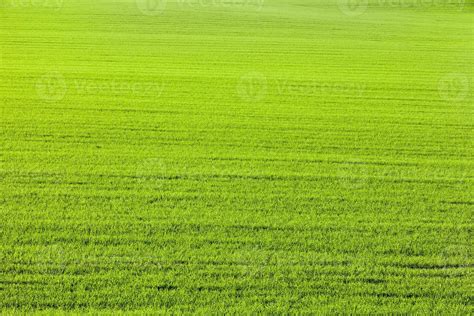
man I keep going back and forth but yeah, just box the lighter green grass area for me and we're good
[0,0,473,313]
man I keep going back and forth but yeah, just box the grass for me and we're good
[0,0,473,313]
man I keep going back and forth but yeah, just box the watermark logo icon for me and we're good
[440,244,470,271]
[136,0,167,15]
[253,0,265,11]
[377,0,466,11]
[37,244,66,275]
[136,158,168,192]
[237,72,267,102]
[336,159,370,191]
[6,0,64,11]
[337,0,369,17]
[438,73,469,102]
[455,0,466,11]
[176,0,265,11]
[36,71,67,101]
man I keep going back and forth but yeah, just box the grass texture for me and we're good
[0,0,473,313]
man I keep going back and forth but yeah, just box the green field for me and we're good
[1,0,473,313]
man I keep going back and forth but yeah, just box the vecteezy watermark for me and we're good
[136,0,167,15]
[276,79,366,98]
[36,72,165,101]
[135,158,225,193]
[3,0,64,10]
[236,243,276,280]
[237,72,268,102]
[36,71,67,101]
[79,254,163,270]
[440,242,470,271]
[136,158,169,192]
[336,159,371,191]
[177,0,264,11]
[36,244,66,275]
[36,249,163,275]
[236,73,366,102]
[73,79,165,97]
[378,0,465,11]
[337,0,369,17]
[438,73,470,103]
[338,0,465,17]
